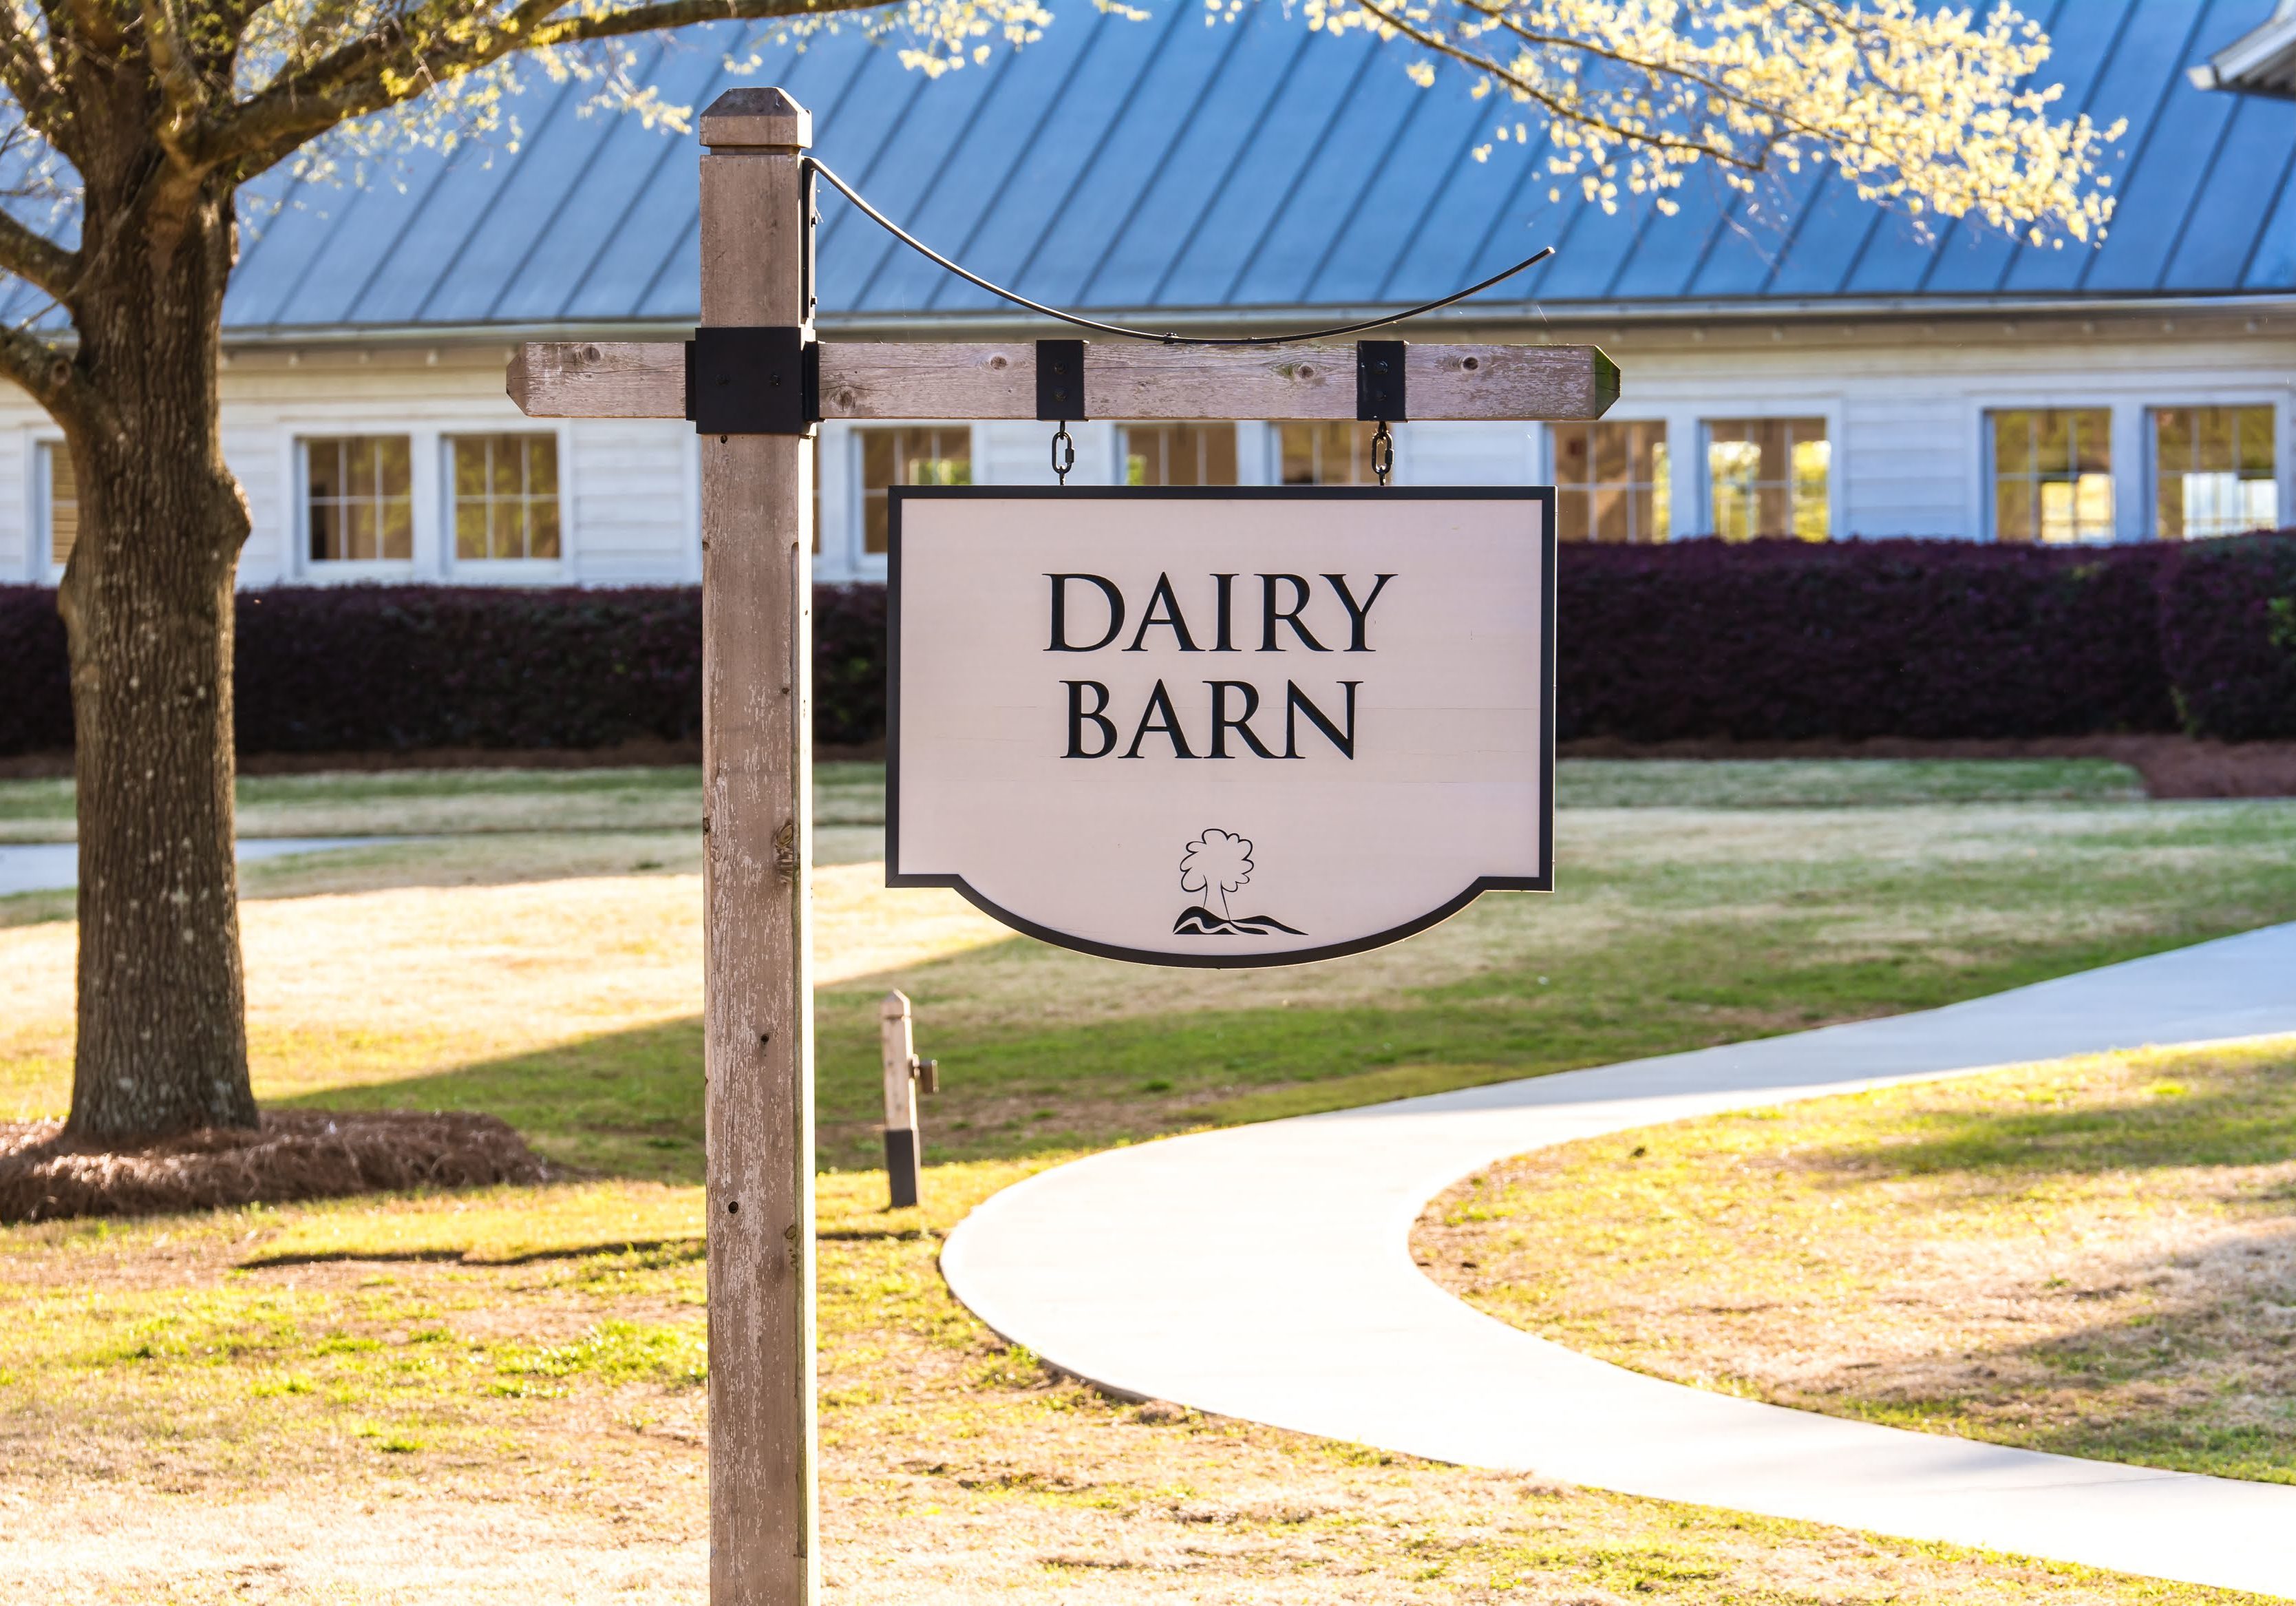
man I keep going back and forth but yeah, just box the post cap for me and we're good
[700,87,812,151]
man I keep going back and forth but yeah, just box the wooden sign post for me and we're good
[696,88,816,1605]
[507,82,1617,1603]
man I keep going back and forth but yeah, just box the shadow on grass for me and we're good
[1805,1059,2296,1179]
[1821,1214,2296,1486]
[276,922,2285,1181]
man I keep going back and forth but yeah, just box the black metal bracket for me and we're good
[1037,338,1087,421]
[1357,339,1407,421]
[685,326,820,436]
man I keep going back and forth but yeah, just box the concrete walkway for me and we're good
[0,839,384,898]
[941,924,2296,1596]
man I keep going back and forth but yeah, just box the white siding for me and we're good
[567,419,694,582]
[1,319,2291,589]
[1841,397,1964,538]
[1399,422,1538,487]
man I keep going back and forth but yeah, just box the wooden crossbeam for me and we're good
[508,339,1619,423]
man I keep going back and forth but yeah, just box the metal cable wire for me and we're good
[803,157,1555,347]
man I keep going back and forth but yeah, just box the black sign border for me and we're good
[885,484,1557,970]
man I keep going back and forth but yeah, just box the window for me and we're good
[41,441,76,569]
[2155,406,2276,540]
[1990,409,2112,543]
[449,433,560,562]
[306,436,413,562]
[1121,423,1238,487]
[1553,421,1668,542]
[1279,422,1379,485]
[1707,419,1829,540]
[860,427,970,556]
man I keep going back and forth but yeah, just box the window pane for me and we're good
[1706,420,1823,541]
[2154,408,2192,469]
[1279,422,1370,485]
[1593,485,1628,542]
[1557,489,1591,543]
[864,496,890,556]
[1993,410,2112,543]
[1651,441,1670,536]
[861,430,897,489]
[1592,423,1626,484]
[2237,406,2276,475]
[43,443,78,567]
[2034,411,2072,476]
[382,497,412,562]
[490,439,521,498]
[2151,407,2271,540]
[307,436,413,563]
[529,497,562,560]
[2071,410,2111,475]
[2196,408,2235,474]
[444,434,559,563]
[527,435,560,496]
[308,440,341,501]
[2243,479,2279,531]
[454,441,488,498]
[1555,421,1667,542]
[1997,479,2034,543]
[456,500,489,560]
[2075,474,2112,539]
[1553,425,1591,485]
[1791,438,1831,540]
[1198,423,1237,486]
[348,501,376,560]
[1116,424,1239,488]
[1995,413,2032,476]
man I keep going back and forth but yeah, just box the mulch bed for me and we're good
[0,1111,552,1224]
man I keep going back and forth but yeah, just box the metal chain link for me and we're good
[1051,423,1075,485]
[1371,421,1394,487]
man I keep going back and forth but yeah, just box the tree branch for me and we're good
[1348,0,1752,169]
[0,207,81,302]
[0,3,67,127]
[202,0,854,176]
[0,316,97,432]
[142,0,214,136]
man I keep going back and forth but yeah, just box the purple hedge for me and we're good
[0,583,886,756]
[1553,538,2179,742]
[0,584,71,753]
[2158,533,2296,742]
[1,540,2288,757]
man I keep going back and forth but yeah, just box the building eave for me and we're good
[211,289,2296,352]
[2190,0,2296,98]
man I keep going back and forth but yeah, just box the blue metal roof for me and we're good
[200,0,2296,332]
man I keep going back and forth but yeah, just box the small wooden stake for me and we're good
[880,990,922,1209]
[697,86,816,1606]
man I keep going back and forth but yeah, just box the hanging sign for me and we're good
[887,486,1554,968]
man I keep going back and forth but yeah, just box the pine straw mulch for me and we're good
[0,1111,551,1223]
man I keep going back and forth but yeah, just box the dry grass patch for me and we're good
[1416,1035,2296,1485]
[0,1169,2266,1605]
[0,865,1006,1121]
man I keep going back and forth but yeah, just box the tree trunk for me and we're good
[59,170,257,1143]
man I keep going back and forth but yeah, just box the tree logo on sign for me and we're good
[1174,830,1304,938]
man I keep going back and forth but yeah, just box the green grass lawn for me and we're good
[6,757,2292,1178]
[5,757,2293,1600]
[1417,1035,2296,1486]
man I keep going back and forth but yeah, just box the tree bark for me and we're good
[58,168,257,1143]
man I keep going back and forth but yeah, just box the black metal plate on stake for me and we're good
[686,326,820,435]
[1036,339,1087,421]
[1357,339,1407,421]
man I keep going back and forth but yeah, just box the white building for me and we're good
[8,1,2295,588]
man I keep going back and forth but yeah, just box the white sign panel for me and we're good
[888,487,1554,967]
